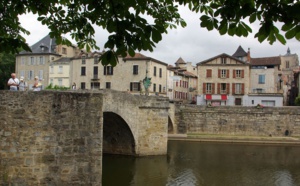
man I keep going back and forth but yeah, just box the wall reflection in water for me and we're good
[103,141,300,186]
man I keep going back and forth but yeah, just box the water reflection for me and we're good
[103,141,300,186]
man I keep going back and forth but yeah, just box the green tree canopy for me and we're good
[0,52,15,90]
[1,0,299,66]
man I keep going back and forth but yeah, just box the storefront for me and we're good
[204,94,228,106]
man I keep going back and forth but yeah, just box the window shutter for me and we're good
[241,70,244,78]
[203,83,206,94]
[242,83,245,94]
[138,82,141,91]
[212,83,215,94]
[218,69,221,78]
[206,69,212,78]
[111,66,114,75]
[104,66,107,75]
[226,70,229,78]
[217,83,220,94]
[130,82,133,91]
[226,83,230,94]
[233,70,236,78]
[232,83,235,94]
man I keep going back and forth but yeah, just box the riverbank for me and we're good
[168,133,300,146]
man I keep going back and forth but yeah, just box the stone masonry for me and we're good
[0,90,169,185]
[175,104,300,137]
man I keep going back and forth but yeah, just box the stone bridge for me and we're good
[0,90,169,185]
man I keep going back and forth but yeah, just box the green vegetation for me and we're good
[0,52,15,90]
[45,83,70,90]
[295,95,300,106]
[1,0,299,66]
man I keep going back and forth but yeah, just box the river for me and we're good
[102,141,300,186]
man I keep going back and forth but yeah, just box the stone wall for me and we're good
[175,105,300,137]
[102,90,169,156]
[0,90,103,185]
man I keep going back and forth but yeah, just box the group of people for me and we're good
[7,73,41,91]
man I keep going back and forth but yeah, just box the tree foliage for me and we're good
[1,0,299,66]
[0,52,15,90]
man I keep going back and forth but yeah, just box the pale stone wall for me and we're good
[102,90,169,156]
[174,105,300,137]
[49,61,71,87]
[0,91,103,185]
[250,68,279,93]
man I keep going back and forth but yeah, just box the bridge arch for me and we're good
[103,112,136,155]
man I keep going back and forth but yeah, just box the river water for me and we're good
[103,141,300,186]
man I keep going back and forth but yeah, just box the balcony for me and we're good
[91,75,100,81]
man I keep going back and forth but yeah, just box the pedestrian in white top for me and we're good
[18,76,27,91]
[33,76,41,91]
[7,73,19,91]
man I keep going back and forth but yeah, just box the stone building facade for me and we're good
[196,53,250,106]
[15,35,81,89]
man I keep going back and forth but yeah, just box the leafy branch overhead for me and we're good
[1,0,299,66]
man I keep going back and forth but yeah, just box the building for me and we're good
[167,57,197,103]
[196,52,250,106]
[248,56,283,107]
[71,52,168,95]
[15,35,81,89]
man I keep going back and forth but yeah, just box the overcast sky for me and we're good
[19,6,299,66]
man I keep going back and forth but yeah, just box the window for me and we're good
[93,66,98,79]
[21,57,25,65]
[28,70,34,80]
[286,61,290,68]
[30,57,35,65]
[58,66,63,73]
[133,65,139,75]
[81,82,86,89]
[94,56,99,64]
[159,68,162,77]
[221,57,226,64]
[130,82,140,91]
[20,70,25,78]
[82,56,86,64]
[206,83,212,94]
[221,69,227,78]
[81,67,86,76]
[62,47,67,54]
[235,83,242,94]
[91,82,100,89]
[154,66,157,76]
[259,75,265,84]
[58,78,62,86]
[39,56,44,65]
[106,82,111,89]
[153,83,156,92]
[159,84,162,92]
[206,69,212,78]
[236,70,241,78]
[38,70,43,80]
[50,66,54,74]
[50,78,53,85]
[104,66,113,75]
[221,83,227,94]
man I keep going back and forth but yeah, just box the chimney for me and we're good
[247,48,251,63]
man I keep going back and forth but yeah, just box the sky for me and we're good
[19,6,299,66]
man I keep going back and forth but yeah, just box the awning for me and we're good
[205,94,227,100]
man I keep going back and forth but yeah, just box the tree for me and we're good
[1,0,299,66]
[0,53,15,90]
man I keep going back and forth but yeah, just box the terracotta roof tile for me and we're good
[250,56,281,66]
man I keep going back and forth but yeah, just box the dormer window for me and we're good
[62,47,67,54]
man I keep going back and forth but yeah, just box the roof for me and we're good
[123,52,168,66]
[232,45,247,57]
[19,35,58,55]
[250,56,281,66]
[175,57,186,64]
[197,53,248,66]
[53,57,72,63]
